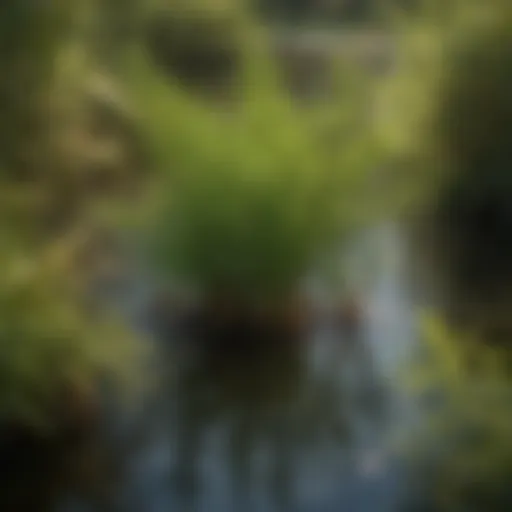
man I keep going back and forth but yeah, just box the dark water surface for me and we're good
[4,224,422,512]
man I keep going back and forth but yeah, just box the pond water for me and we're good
[4,222,425,512]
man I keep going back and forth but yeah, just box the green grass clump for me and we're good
[127,37,378,306]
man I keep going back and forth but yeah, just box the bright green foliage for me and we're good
[378,1,512,314]
[376,4,450,210]
[399,314,512,510]
[377,0,512,211]
[0,246,140,429]
[127,37,378,303]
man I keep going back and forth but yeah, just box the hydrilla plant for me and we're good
[127,23,380,308]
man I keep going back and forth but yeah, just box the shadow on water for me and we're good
[111,280,401,512]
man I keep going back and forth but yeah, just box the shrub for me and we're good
[127,39,379,309]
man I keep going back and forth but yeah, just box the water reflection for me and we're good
[106,224,403,512]
[0,224,409,512]
[142,313,389,512]
[0,312,397,512]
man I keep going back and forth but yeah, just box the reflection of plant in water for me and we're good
[171,335,384,510]
[399,314,512,511]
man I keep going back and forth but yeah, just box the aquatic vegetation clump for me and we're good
[129,37,378,312]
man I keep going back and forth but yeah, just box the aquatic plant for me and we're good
[128,29,379,312]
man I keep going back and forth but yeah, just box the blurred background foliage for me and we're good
[399,315,512,511]
[378,0,512,342]
[0,4,511,511]
[0,0,147,429]
[383,3,512,509]
[257,0,420,25]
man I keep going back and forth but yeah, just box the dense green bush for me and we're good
[128,40,378,307]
